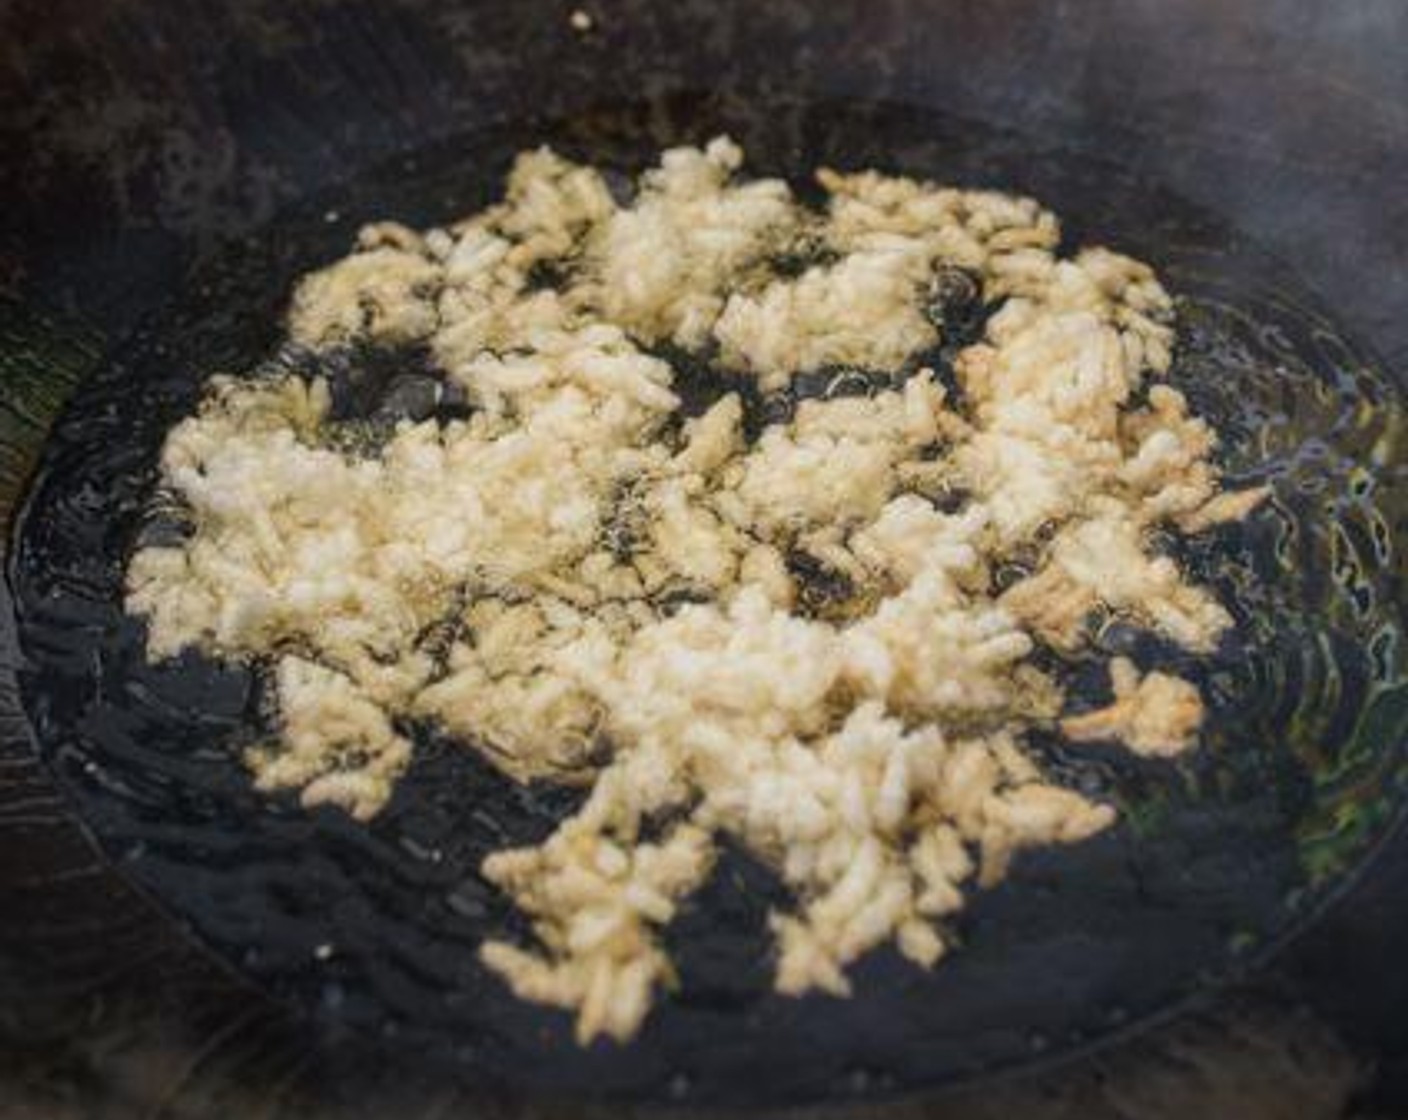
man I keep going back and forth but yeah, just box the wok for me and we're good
[2,2,1406,1116]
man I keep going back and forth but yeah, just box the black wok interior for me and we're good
[2,3,1407,1117]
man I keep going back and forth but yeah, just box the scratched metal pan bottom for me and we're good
[9,93,1407,1106]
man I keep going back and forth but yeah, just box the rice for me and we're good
[125,137,1265,1043]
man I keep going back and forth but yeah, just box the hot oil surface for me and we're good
[9,94,1407,1103]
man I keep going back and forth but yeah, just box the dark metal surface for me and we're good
[3,1,1408,1116]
